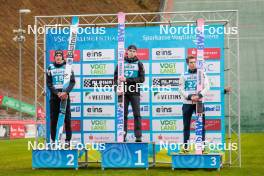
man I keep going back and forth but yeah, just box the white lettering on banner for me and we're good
[83,92,114,103]
[83,49,115,61]
[128,105,150,117]
[84,133,115,143]
[126,133,150,142]
[70,105,81,117]
[83,63,114,75]
[83,120,115,131]
[152,119,183,131]
[204,62,220,73]
[152,48,185,60]
[73,77,80,89]
[152,62,184,74]
[72,64,81,75]
[83,105,115,117]
[153,133,182,143]
[152,105,182,117]
[204,104,221,116]
[208,75,220,88]
[190,133,222,144]
[204,90,221,102]
[152,92,182,103]
[70,92,81,103]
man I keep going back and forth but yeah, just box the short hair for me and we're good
[186,55,197,63]
[127,45,137,51]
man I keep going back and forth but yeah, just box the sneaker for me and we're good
[179,144,189,154]
[135,138,142,142]
[65,140,71,149]
[179,148,189,154]
[202,147,210,154]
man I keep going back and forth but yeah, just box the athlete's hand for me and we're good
[119,76,126,82]
[59,92,68,100]
[191,95,200,102]
[117,86,124,96]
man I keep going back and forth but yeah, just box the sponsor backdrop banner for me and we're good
[45,25,224,160]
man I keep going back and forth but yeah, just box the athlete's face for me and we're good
[55,54,64,64]
[127,49,137,58]
[188,58,197,70]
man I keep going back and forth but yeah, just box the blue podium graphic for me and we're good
[32,149,78,169]
[101,143,149,169]
[171,154,222,170]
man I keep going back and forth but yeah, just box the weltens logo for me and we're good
[83,92,114,103]
[153,92,182,103]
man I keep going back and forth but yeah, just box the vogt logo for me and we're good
[152,62,184,74]
[83,63,114,75]
[152,105,182,117]
[83,49,115,61]
[152,48,185,60]
[83,92,114,103]
[204,104,221,116]
[208,75,220,88]
[83,105,115,117]
[153,120,183,131]
[83,120,115,131]
[70,106,81,117]
[83,78,114,88]
[152,77,179,87]
[152,92,182,103]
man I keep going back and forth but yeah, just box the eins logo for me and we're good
[155,50,172,56]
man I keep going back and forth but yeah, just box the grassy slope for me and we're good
[0,133,263,176]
